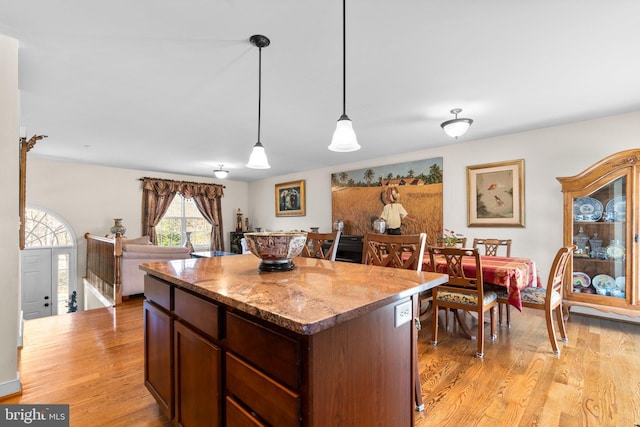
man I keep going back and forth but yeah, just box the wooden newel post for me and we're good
[19,134,47,250]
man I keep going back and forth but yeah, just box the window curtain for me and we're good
[141,177,225,250]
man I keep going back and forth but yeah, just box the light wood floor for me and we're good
[3,297,639,426]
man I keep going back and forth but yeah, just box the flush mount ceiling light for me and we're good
[246,34,271,169]
[328,0,360,152]
[213,164,229,179]
[441,108,474,139]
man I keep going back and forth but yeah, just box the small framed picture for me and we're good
[275,180,306,217]
[467,159,525,227]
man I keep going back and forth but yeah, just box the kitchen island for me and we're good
[141,254,447,426]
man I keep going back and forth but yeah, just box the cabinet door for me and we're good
[569,174,629,303]
[174,321,222,427]
[143,301,173,420]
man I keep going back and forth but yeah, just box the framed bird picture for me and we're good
[467,159,525,227]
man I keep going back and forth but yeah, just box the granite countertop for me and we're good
[140,254,448,335]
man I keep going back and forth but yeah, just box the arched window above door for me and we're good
[24,206,74,248]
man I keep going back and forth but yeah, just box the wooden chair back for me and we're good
[302,231,341,261]
[427,246,483,292]
[361,232,426,271]
[472,238,512,257]
[543,245,574,307]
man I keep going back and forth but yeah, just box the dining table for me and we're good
[421,253,541,339]
[422,254,541,310]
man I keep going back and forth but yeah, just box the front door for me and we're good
[21,248,53,319]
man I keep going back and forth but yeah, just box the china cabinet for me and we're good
[557,149,639,318]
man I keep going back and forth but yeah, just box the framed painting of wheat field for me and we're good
[275,179,306,217]
[467,159,525,227]
[331,157,443,242]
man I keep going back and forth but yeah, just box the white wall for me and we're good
[27,159,248,310]
[247,111,640,282]
[0,34,21,397]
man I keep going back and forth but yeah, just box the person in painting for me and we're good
[379,187,416,235]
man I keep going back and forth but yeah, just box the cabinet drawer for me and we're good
[226,353,300,427]
[144,275,172,311]
[226,396,266,427]
[225,311,300,389]
[174,288,220,340]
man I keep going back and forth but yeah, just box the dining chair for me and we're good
[472,238,512,256]
[427,246,498,358]
[361,232,427,411]
[496,245,574,354]
[472,238,512,325]
[301,231,341,261]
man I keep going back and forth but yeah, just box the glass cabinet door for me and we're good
[571,175,627,299]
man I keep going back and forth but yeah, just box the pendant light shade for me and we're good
[246,142,270,169]
[213,164,229,179]
[246,34,271,169]
[329,114,360,152]
[328,0,360,152]
[441,108,473,139]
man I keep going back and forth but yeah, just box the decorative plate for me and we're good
[572,271,591,288]
[605,244,625,260]
[615,276,625,290]
[592,274,616,290]
[605,196,626,220]
[573,197,603,221]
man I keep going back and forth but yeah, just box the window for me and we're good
[25,208,73,247]
[156,193,212,249]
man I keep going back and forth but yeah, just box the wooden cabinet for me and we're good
[557,149,639,318]
[174,321,222,426]
[143,301,173,419]
[144,273,415,426]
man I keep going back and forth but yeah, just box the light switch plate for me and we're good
[394,300,412,328]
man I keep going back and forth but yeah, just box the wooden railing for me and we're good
[84,233,123,305]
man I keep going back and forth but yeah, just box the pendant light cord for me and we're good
[342,0,346,116]
[258,46,262,143]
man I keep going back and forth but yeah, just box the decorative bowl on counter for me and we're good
[244,231,308,272]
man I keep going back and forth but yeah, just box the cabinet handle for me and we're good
[635,233,639,243]
[44,303,50,307]
[44,296,50,300]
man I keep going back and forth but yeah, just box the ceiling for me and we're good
[3,1,640,182]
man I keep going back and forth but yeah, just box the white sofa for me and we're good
[120,243,191,296]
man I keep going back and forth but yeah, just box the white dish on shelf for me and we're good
[605,244,625,260]
[592,274,616,290]
[610,288,624,298]
[573,197,603,222]
[572,272,590,288]
[615,276,625,290]
[605,196,626,220]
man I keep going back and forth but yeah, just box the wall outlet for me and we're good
[394,300,412,328]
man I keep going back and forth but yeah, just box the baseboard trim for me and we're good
[0,374,22,399]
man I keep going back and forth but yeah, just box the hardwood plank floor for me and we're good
[3,297,639,426]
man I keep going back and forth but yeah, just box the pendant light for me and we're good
[328,0,360,152]
[213,164,229,179]
[441,108,473,139]
[246,34,271,169]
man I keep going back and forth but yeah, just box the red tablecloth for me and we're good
[422,255,541,311]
